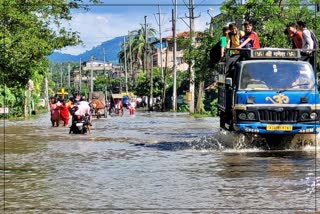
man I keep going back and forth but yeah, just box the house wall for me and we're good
[152,43,189,71]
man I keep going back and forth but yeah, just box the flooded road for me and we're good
[1,111,320,213]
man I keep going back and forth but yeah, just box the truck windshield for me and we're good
[239,61,315,90]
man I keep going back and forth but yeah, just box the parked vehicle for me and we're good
[217,48,320,146]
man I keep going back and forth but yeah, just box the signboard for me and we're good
[251,49,300,59]
[0,107,9,114]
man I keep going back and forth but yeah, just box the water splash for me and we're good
[139,130,320,152]
[139,130,265,152]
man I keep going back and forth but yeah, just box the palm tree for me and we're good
[118,24,156,87]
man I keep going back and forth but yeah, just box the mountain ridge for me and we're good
[48,36,123,64]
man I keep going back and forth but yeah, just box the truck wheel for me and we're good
[228,122,234,131]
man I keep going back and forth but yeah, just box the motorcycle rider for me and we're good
[74,100,92,126]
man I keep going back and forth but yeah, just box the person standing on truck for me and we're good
[297,20,316,67]
[297,21,314,51]
[220,26,230,58]
[286,23,303,49]
[238,21,260,49]
[226,23,245,55]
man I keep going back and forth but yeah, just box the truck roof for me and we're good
[240,48,301,60]
[239,59,311,65]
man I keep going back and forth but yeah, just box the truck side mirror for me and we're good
[226,77,232,86]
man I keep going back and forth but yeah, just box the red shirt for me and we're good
[292,31,303,49]
[248,31,260,48]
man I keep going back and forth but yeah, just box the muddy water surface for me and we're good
[1,111,320,213]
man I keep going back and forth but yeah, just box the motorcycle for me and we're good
[69,106,90,134]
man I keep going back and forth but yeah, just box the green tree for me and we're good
[220,0,319,48]
[119,25,157,73]
[0,0,101,117]
[183,0,320,115]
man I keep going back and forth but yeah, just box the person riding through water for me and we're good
[74,100,92,126]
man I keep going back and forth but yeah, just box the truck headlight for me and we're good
[238,113,247,120]
[247,112,255,120]
[310,112,318,120]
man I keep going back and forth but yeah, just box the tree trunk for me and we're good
[196,81,204,113]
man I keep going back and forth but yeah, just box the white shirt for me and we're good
[75,101,91,116]
[302,28,314,50]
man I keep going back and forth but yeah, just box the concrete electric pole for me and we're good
[154,5,166,110]
[90,56,94,93]
[124,36,128,95]
[172,0,177,111]
[188,0,196,113]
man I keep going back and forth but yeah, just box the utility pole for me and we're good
[178,0,199,113]
[172,0,177,111]
[90,56,94,93]
[79,58,82,93]
[128,31,133,86]
[144,15,152,109]
[68,63,70,88]
[154,5,165,110]
[103,48,108,100]
[144,16,148,73]
[60,63,63,89]
[188,0,195,114]
[124,36,128,95]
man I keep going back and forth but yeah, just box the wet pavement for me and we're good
[1,111,320,213]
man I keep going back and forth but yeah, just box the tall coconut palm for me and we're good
[119,24,156,86]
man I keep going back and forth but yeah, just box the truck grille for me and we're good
[258,110,299,122]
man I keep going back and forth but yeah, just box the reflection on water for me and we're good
[1,112,320,213]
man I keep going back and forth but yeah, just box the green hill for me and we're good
[48,36,123,63]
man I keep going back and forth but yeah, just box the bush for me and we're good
[210,98,218,117]
[177,103,189,112]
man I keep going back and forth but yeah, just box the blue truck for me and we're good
[217,48,319,144]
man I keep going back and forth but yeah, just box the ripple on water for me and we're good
[3,112,320,212]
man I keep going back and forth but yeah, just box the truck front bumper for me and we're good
[234,122,320,134]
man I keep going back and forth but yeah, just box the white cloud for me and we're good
[58,4,214,55]
[59,13,141,55]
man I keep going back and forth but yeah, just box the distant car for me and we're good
[38,99,46,108]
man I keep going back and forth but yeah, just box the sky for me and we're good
[58,0,226,55]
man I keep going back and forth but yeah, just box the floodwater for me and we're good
[1,111,320,213]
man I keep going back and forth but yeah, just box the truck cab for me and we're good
[218,48,320,135]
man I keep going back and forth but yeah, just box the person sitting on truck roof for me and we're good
[237,21,260,49]
[220,26,230,58]
[286,23,303,49]
[227,23,245,55]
